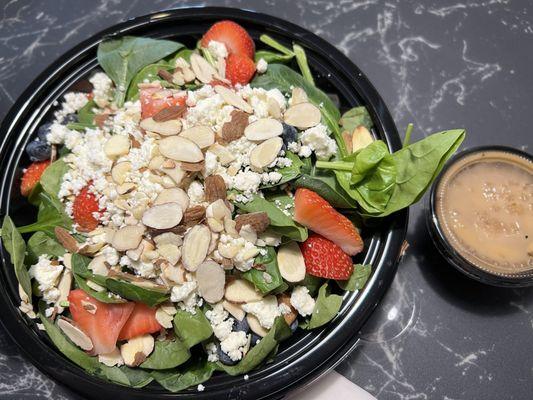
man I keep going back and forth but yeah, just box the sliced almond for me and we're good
[78,241,105,256]
[153,232,182,247]
[88,255,109,277]
[214,85,253,113]
[278,293,297,325]
[81,300,97,315]
[98,347,124,367]
[120,334,154,367]
[111,225,145,251]
[352,125,374,152]
[283,102,321,129]
[204,174,227,203]
[206,199,231,221]
[57,318,93,351]
[225,279,263,303]
[235,212,269,233]
[342,131,353,154]
[161,263,187,284]
[277,242,306,282]
[149,155,165,170]
[181,225,211,271]
[249,137,283,170]
[196,260,225,303]
[116,182,135,195]
[190,53,217,84]
[155,307,174,328]
[244,118,283,141]
[181,161,205,172]
[208,143,236,165]
[221,110,248,142]
[222,300,245,321]
[157,243,181,265]
[86,280,106,292]
[159,136,204,162]
[108,270,169,292]
[267,97,282,119]
[154,188,189,209]
[160,164,186,186]
[142,202,183,230]
[152,104,187,122]
[183,205,206,225]
[104,135,130,158]
[291,87,308,105]
[111,161,132,185]
[179,125,215,149]
[56,270,72,314]
[54,227,79,253]
[140,117,182,136]
[247,314,269,337]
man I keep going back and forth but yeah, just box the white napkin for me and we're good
[286,371,377,400]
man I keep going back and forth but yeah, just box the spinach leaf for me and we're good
[76,100,96,125]
[243,247,284,294]
[265,152,304,188]
[347,140,390,184]
[26,232,64,265]
[72,273,125,304]
[217,317,291,375]
[302,283,343,330]
[18,192,72,235]
[126,61,172,101]
[1,216,32,300]
[105,278,169,307]
[97,36,183,107]
[294,172,356,209]
[141,339,190,370]
[39,312,151,387]
[71,253,106,284]
[66,122,96,131]
[254,50,293,63]
[293,44,314,85]
[151,359,217,393]
[39,159,69,197]
[339,106,373,131]
[251,64,345,156]
[337,264,372,291]
[259,34,294,57]
[173,308,213,349]
[171,48,194,64]
[299,274,323,297]
[235,195,307,242]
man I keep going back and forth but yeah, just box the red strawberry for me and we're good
[68,289,135,355]
[201,20,255,59]
[118,302,162,341]
[72,185,102,232]
[225,53,256,86]
[294,188,364,255]
[20,160,50,196]
[300,234,354,280]
[140,88,186,119]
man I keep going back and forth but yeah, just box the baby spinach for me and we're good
[339,106,373,132]
[255,50,293,63]
[259,34,294,57]
[299,274,324,297]
[293,44,314,85]
[141,339,191,370]
[105,278,169,307]
[97,36,183,107]
[18,192,72,235]
[1,216,32,300]
[337,264,372,291]
[126,61,172,101]
[76,100,96,125]
[39,159,69,198]
[26,231,64,265]
[71,253,106,285]
[235,195,307,242]
[173,308,213,349]
[251,64,345,156]
[72,274,125,304]
[294,172,356,209]
[302,283,343,330]
[151,358,217,393]
[66,122,96,131]
[243,247,284,294]
[264,151,304,188]
[217,317,291,375]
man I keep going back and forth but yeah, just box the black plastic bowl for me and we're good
[0,7,407,399]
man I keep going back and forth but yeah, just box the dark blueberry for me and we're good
[26,140,51,162]
[290,319,298,333]
[233,317,250,333]
[250,333,262,347]
[63,113,78,123]
[216,342,238,366]
[281,123,298,148]
[36,122,52,142]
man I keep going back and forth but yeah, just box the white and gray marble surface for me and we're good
[0,1,532,399]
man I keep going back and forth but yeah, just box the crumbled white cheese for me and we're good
[171,281,198,302]
[120,255,156,278]
[256,58,268,74]
[54,92,89,122]
[89,72,113,108]
[207,40,228,59]
[197,384,205,392]
[29,256,64,304]
[206,342,219,362]
[242,296,281,329]
[102,246,119,266]
[203,151,218,177]
[290,286,315,317]
[187,181,205,205]
[299,124,337,160]
[221,331,249,361]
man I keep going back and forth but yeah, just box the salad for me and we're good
[1,20,465,392]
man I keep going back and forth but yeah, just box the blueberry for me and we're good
[250,333,262,347]
[233,317,250,333]
[26,139,51,162]
[63,113,78,123]
[281,123,298,148]
[216,342,238,366]
[290,319,298,333]
[36,123,52,142]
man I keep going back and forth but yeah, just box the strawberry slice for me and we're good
[72,185,102,233]
[118,302,162,341]
[20,160,50,196]
[201,20,255,59]
[300,234,354,280]
[140,88,186,119]
[294,188,364,256]
[225,53,256,86]
[68,289,135,355]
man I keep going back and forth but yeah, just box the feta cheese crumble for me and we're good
[290,286,315,317]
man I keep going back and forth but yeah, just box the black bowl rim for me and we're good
[0,7,408,399]
[427,145,533,288]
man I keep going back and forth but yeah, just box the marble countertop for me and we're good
[0,1,531,399]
